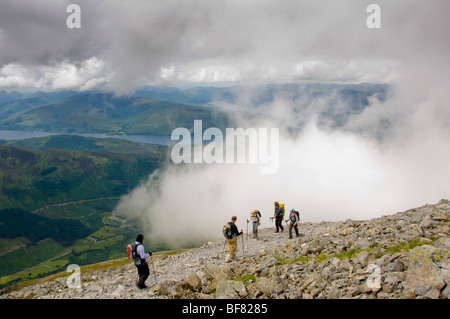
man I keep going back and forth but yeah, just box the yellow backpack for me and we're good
[250,210,261,218]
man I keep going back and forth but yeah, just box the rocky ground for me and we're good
[2,199,450,299]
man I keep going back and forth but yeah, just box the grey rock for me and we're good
[256,256,279,273]
[151,283,169,296]
[182,273,203,292]
[442,285,450,299]
[215,279,247,299]
[385,259,405,272]
[421,287,441,299]
[414,285,432,296]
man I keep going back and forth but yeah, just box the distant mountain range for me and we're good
[0,83,389,136]
[0,92,231,135]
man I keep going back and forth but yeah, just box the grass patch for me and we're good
[275,255,311,265]
[335,248,364,260]
[379,238,432,258]
[234,274,256,282]
[315,253,330,263]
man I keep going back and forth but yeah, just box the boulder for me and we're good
[255,277,278,297]
[182,273,203,292]
[406,245,446,292]
[215,279,246,299]
[151,283,169,296]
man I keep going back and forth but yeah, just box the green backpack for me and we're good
[222,222,232,239]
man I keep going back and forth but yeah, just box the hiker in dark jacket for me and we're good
[225,216,243,262]
[274,201,284,233]
[134,234,152,289]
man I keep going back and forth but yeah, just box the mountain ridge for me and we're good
[0,83,388,137]
[2,199,449,299]
[0,92,231,135]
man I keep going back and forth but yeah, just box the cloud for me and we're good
[4,0,449,91]
[0,57,108,91]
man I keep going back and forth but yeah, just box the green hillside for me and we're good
[0,144,165,212]
[0,92,231,135]
[0,208,91,247]
[0,134,167,155]
[0,142,169,287]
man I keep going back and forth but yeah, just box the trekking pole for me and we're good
[149,255,157,284]
[246,219,249,242]
[242,235,245,255]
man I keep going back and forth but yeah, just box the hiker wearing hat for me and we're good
[287,209,300,239]
[223,216,243,263]
[273,202,284,233]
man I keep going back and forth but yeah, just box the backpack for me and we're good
[250,210,261,219]
[289,211,300,223]
[280,203,285,217]
[126,242,141,262]
[222,222,232,239]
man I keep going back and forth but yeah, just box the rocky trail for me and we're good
[2,199,450,299]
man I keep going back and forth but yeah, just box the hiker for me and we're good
[273,201,284,233]
[133,234,153,289]
[223,216,243,263]
[248,210,261,239]
[287,208,300,239]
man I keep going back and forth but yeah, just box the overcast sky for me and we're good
[0,0,448,93]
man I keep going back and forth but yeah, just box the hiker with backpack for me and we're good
[130,234,153,289]
[273,201,284,233]
[286,209,300,239]
[248,210,262,239]
[223,216,243,263]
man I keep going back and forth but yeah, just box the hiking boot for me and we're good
[136,282,147,289]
